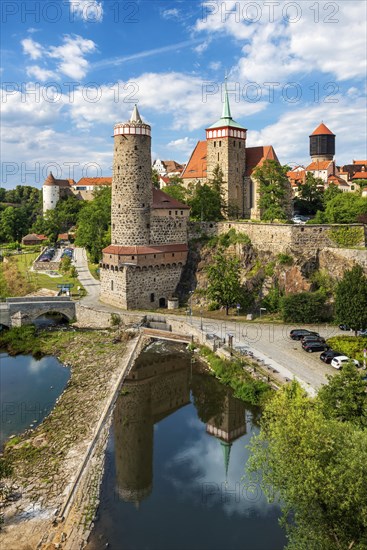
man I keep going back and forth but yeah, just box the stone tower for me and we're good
[111,105,152,246]
[309,122,335,162]
[206,82,247,217]
[42,172,60,214]
[100,105,189,310]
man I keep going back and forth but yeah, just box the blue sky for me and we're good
[1,0,366,188]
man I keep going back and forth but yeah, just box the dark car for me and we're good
[290,329,319,340]
[339,324,351,331]
[301,335,326,344]
[320,350,344,364]
[302,341,329,353]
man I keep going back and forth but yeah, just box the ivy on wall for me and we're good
[327,226,364,248]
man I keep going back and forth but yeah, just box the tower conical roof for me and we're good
[208,79,245,130]
[44,172,56,186]
[310,122,335,136]
[220,441,232,481]
[130,104,142,123]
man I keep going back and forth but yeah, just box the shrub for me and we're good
[262,287,283,313]
[110,313,121,326]
[217,228,251,248]
[326,336,367,363]
[265,261,276,277]
[328,226,364,248]
[277,253,294,265]
[281,292,329,323]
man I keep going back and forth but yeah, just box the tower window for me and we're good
[137,185,139,189]
[219,141,222,147]
[218,153,219,161]
[111,280,114,291]
[154,254,156,258]
[181,210,183,215]
[150,293,155,302]
[135,146,138,150]
[175,210,178,215]
[172,253,175,257]
[147,223,150,228]
[233,141,236,147]
[214,141,216,147]
[142,203,145,207]
[169,210,172,215]
[118,204,120,208]
[131,256,135,260]
[112,223,115,229]
[239,142,241,148]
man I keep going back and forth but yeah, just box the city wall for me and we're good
[188,221,366,254]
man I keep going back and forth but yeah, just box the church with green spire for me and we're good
[181,82,282,219]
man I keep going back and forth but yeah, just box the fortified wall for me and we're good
[189,222,366,255]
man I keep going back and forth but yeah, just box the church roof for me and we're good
[310,122,335,136]
[245,146,279,176]
[181,141,207,179]
[182,143,279,179]
[152,187,189,209]
[207,81,246,130]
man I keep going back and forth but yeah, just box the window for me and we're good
[169,210,172,215]
[214,141,216,147]
[112,223,115,229]
[111,280,114,291]
[142,203,145,207]
[233,141,236,147]
[135,146,137,150]
[147,223,150,228]
[239,142,241,148]
[219,141,222,147]
[118,204,120,208]
[218,153,220,161]
[132,256,135,260]
[175,210,177,215]
[180,210,183,215]
[172,253,175,257]
[154,254,156,258]
[137,185,139,190]
[150,293,155,302]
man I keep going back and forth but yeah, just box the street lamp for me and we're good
[259,307,267,319]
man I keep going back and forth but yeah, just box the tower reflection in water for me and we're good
[113,343,248,507]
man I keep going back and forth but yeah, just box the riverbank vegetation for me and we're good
[247,365,367,549]
[198,346,271,405]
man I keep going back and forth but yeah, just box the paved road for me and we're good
[73,247,101,304]
[72,247,349,393]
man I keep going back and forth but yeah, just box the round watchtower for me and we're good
[43,172,60,214]
[309,122,335,162]
[111,105,152,246]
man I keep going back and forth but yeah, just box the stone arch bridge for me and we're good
[0,297,76,328]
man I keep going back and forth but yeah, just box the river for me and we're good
[87,342,286,550]
[0,352,70,448]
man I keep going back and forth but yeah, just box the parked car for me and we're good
[302,341,329,353]
[290,329,319,340]
[339,324,351,331]
[330,356,360,369]
[357,329,367,337]
[320,350,344,364]
[301,335,326,344]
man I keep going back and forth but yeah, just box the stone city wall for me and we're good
[75,303,145,328]
[150,213,188,245]
[188,221,366,255]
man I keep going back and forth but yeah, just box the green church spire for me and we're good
[221,77,232,120]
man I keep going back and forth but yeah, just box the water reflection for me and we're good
[88,343,285,550]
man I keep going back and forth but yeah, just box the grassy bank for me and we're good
[199,346,272,405]
[0,252,86,298]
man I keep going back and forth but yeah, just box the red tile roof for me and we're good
[75,177,112,186]
[152,188,189,209]
[245,146,279,176]
[58,233,69,240]
[43,172,71,188]
[353,160,367,165]
[181,141,207,179]
[22,233,46,242]
[352,171,367,180]
[162,160,185,174]
[306,160,333,171]
[310,122,335,136]
[327,175,348,186]
[103,243,188,255]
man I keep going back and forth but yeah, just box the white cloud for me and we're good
[162,8,180,20]
[247,96,367,167]
[69,0,103,22]
[167,137,197,157]
[21,38,44,60]
[195,0,367,83]
[49,35,96,79]
[26,65,58,82]
[209,61,222,71]
[194,40,211,54]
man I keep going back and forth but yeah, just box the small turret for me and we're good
[42,171,60,214]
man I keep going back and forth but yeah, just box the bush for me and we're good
[262,287,283,313]
[217,228,251,248]
[110,313,121,326]
[277,253,293,265]
[281,292,329,323]
[328,226,364,248]
[326,336,367,363]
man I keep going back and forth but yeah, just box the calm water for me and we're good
[88,342,286,550]
[0,353,70,448]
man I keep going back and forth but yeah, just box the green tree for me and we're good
[0,206,28,242]
[152,169,160,189]
[294,173,324,214]
[281,292,328,323]
[75,187,111,262]
[253,160,291,221]
[206,250,245,314]
[318,362,367,429]
[161,183,188,204]
[335,265,367,335]
[247,381,367,549]
[59,256,72,274]
[322,193,367,223]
